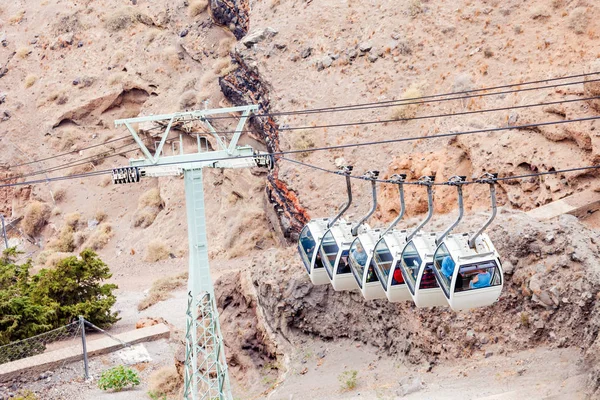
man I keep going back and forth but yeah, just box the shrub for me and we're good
[145,241,170,262]
[22,201,51,236]
[98,365,140,392]
[138,272,187,310]
[133,188,164,228]
[179,91,198,109]
[83,223,114,250]
[338,370,358,391]
[148,365,183,397]
[293,131,315,159]
[47,226,75,252]
[53,187,66,202]
[104,7,148,32]
[95,210,108,223]
[64,212,81,229]
[390,85,422,121]
[24,74,37,88]
[189,0,208,17]
[569,7,589,35]
[0,249,118,345]
[16,47,31,59]
[31,249,119,327]
[13,390,38,400]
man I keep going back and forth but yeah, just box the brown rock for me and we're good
[135,317,166,329]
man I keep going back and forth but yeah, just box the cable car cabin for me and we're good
[432,232,503,311]
[298,218,331,285]
[399,232,448,308]
[319,222,369,291]
[370,229,412,302]
[348,229,386,300]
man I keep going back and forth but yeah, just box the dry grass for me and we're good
[82,223,114,250]
[390,85,422,121]
[99,175,112,187]
[48,226,75,252]
[24,75,37,88]
[95,210,108,223]
[9,10,25,24]
[108,73,125,86]
[218,37,236,57]
[189,0,209,17]
[144,240,170,263]
[105,7,149,31]
[569,7,589,35]
[140,188,164,209]
[408,0,422,17]
[73,231,89,247]
[213,58,237,77]
[64,212,81,229]
[138,272,187,310]
[44,251,74,268]
[52,129,78,151]
[52,207,62,216]
[199,71,216,89]
[148,366,183,398]
[133,188,164,228]
[46,91,68,105]
[179,90,198,109]
[22,201,51,236]
[16,47,31,59]
[293,131,316,159]
[133,209,160,228]
[53,187,66,202]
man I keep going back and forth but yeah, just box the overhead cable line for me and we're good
[3,152,600,190]
[195,94,600,136]
[5,135,132,169]
[9,72,597,171]
[280,157,600,186]
[4,115,600,188]
[1,142,140,182]
[207,73,600,120]
[5,125,169,170]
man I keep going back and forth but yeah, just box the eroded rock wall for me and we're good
[218,212,600,394]
[220,53,309,238]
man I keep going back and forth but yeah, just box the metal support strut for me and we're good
[436,176,466,246]
[351,171,380,236]
[328,166,354,228]
[183,169,231,400]
[380,174,407,237]
[406,176,435,242]
[468,173,498,248]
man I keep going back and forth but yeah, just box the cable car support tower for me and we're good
[113,105,270,400]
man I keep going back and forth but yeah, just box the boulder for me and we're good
[240,27,278,48]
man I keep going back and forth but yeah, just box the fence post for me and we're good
[79,316,89,380]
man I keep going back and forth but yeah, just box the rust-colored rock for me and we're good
[220,53,309,239]
[135,316,166,329]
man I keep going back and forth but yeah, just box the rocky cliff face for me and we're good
[220,52,309,239]
[210,0,250,40]
[214,211,600,395]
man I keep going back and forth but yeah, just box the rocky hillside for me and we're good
[1,0,600,397]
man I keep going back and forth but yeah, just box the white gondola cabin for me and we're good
[369,174,412,302]
[298,166,354,286]
[347,172,388,300]
[298,218,330,285]
[349,229,387,300]
[321,170,379,292]
[398,177,448,308]
[432,174,504,311]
